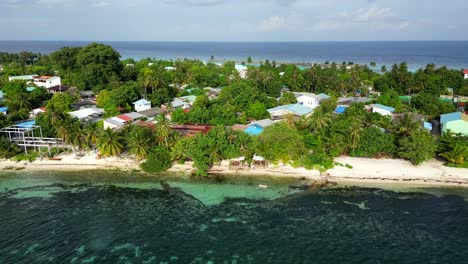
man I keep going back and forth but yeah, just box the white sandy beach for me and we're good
[1,153,467,187]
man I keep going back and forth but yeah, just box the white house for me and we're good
[372,104,396,117]
[33,76,61,89]
[296,94,321,109]
[165,66,175,71]
[133,99,152,112]
[69,108,104,121]
[30,107,46,118]
[464,70,468,79]
[103,112,144,130]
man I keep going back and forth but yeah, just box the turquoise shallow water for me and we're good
[1,171,468,263]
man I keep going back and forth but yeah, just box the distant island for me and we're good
[0,42,467,186]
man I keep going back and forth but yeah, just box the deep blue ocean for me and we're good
[1,171,468,263]
[0,41,467,70]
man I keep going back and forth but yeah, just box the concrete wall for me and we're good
[372,107,392,117]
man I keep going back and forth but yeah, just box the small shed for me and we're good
[133,99,152,112]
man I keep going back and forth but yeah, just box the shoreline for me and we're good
[1,153,468,188]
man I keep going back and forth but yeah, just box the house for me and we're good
[33,76,61,89]
[244,119,274,136]
[296,94,321,109]
[103,117,127,130]
[440,112,468,136]
[80,91,94,101]
[372,104,395,117]
[337,97,374,106]
[30,107,46,118]
[317,93,331,100]
[268,104,314,120]
[8,75,38,82]
[103,112,144,130]
[133,99,151,112]
[464,69,468,79]
[165,66,175,71]
[295,92,330,109]
[166,97,193,110]
[334,105,348,114]
[138,107,164,120]
[47,85,69,94]
[0,106,8,115]
[69,108,104,122]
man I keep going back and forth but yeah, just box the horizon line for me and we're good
[1,40,468,43]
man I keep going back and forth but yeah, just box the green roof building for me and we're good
[440,112,468,136]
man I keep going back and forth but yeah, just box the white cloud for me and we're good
[93,1,110,7]
[321,7,411,31]
[259,16,286,32]
[232,6,412,34]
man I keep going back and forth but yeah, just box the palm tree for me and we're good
[394,113,420,137]
[71,124,89,151]
[55,117,75,145]
[5,92,31,113]
[84,122,101,149]
[308,108,332,132]
[155,114,171,147]
[128,127,152,160]
[97,128,124,157]
[349,120,364,150]
[439,144,467,165]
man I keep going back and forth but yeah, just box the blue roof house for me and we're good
[440,112,468,136]
[334,105,348,114]
[244,119,274,136]
[268,104,314,120]
[372,104,396,117]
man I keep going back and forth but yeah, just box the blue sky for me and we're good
[0,0,467,41]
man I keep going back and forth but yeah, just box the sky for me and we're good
[0,0,467,41]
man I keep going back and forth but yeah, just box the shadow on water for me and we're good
[1,171,468,263]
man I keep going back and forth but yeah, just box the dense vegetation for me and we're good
[0,43,467,174]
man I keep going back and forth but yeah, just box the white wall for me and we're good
[464,73,468,79]
[372,107,392,117]
[268,109,291,119]
[297,95,319,109]
[34,77,61,88]
[135,103,151,112]
[104,121,120,130]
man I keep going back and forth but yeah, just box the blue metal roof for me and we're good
[0,106,8,113]
[244,124,263,136]
[374,104,395,113]
[17,120,36,128]
[440,112,462,124]
[423,122,433,131]
[133,99,151,105]
[317,93,331,100]
[268,104,313,116]
[334,106,347,114]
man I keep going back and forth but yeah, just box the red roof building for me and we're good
[117,115,133,122]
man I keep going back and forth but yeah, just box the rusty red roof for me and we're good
[117,115,132,122]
